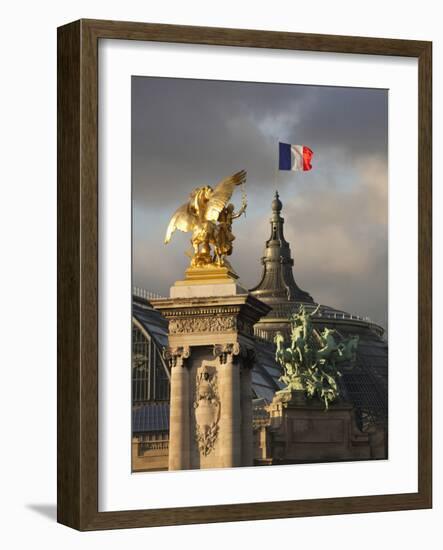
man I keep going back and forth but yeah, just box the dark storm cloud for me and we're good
[132,76,388,329]
[132,79,387,201]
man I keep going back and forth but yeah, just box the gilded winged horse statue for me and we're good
[165,170,247,269]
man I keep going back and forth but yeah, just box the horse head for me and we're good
[274,332,285,349]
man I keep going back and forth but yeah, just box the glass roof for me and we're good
[132,295,388,433]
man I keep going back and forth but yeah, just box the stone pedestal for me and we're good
[152,279,270,471]
[267,390,371,463]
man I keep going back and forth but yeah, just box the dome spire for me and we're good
[249,193,313,303]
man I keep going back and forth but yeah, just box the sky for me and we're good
[132,77,388,330]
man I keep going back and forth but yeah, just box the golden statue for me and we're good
[165,170,247,275]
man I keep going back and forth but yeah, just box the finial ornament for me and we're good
[272,190,283,213]
[165,170,247,270]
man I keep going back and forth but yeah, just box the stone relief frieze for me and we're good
[169,316,237,334]
[167,315,254,336]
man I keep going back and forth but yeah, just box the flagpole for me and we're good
[276,140,279,195]
[275,161,278,194]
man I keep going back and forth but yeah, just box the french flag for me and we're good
[279,142,314,171]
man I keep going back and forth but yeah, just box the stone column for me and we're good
[152,292,270,471]
[217,344,241,468]
[240,353,254,466]
[166,347,190,471]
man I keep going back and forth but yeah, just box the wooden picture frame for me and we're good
[57,19,432,530]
